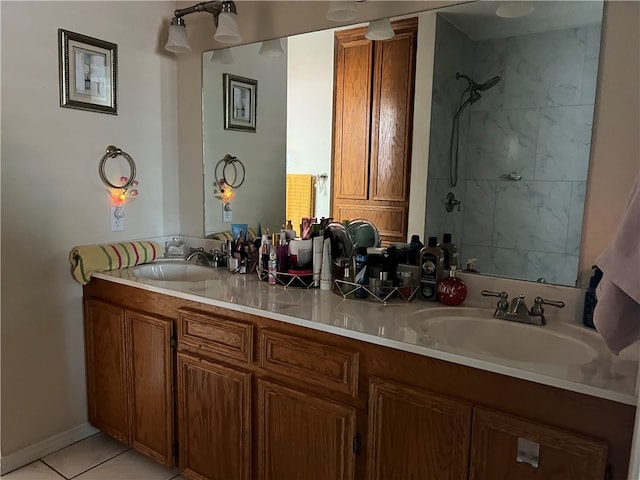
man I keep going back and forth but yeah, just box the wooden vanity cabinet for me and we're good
[83,298,174,467]
[470,407,608,480]
[367,377,472,480]
[83,280,635,480]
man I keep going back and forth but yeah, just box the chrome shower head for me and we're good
[456,72,501,92]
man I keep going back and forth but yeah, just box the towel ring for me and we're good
[99,145,137,190]
[215,154,245,188]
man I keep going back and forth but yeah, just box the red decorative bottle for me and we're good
[437,266,467,306]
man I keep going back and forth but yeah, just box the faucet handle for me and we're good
[531,296,565,316]
[481,290,509,311]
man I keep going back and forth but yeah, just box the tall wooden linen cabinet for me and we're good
[332,18,417,244]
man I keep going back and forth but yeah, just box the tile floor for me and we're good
[2,433,185,480]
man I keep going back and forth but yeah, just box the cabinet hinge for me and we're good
[352,433,361,455]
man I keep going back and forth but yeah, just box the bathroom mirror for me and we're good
[202,0,604,287]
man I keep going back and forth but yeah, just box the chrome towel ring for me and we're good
[99,145,137,190]
[215,154,246,188]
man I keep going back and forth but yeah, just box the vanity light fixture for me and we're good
[326,0,359,22]
[211,47,234,64]
[496,2,534,18]
[365,18,395,41]
[165,0,242,54]
[259,38,284,57]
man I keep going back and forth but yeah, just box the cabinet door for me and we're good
[177,353,251,480]
[258,379,357,480]
[333,35,373,201]
[84,299,129,443]
[125,311,174,467]
[367,377,472,480]
[470,407,608,480]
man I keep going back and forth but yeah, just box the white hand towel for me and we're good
[593,172,640,354]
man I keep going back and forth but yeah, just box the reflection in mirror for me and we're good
[202,1,604,286]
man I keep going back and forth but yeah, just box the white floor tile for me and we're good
[1,461,65,479]
[42,433,129,478]
[74,450,178,480]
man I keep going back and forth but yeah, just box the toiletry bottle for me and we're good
[398,271,417,300]
[583,265,603,329]
[437,266,467,306]
[268,244,277,285]
[418,237,444,301]
[354,246,368,298]
[409,235,423,264]
[261,234,271,273]
[438,233,458,269]
[463,258,478,273]
[320,237,333,291]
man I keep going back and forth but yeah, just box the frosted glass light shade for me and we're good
[496,2,534,18]
[259,39,284,57]
[326,1,358,22]
[211,48,234,64]
[365,18,395,41]
[165,24,191,53]
[214,12,243,44]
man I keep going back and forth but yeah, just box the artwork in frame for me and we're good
[223,73,257,132]
[58,29,117,115]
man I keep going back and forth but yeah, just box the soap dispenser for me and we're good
[583,265,603,329]
[437,266,467,306]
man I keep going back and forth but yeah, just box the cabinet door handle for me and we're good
[352,433,361,455]
[516,437,539,468]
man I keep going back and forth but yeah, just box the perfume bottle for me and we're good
[437,266,467,306]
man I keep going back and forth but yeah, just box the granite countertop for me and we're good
[94,264,639,406]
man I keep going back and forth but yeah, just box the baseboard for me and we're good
[0,423,99,475]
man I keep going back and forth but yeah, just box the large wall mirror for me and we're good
[202,0,604,287]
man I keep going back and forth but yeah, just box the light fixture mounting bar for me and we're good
[173,0,237,20]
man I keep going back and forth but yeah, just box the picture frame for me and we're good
[223,73,257,132]
[58,29,117,115]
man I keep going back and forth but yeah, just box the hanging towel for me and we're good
[286,174,315,225]
[69,240,162,285]
[593,172,640,354]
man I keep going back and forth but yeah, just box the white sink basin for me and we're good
[132,262,217,282]
[408,308,598,365]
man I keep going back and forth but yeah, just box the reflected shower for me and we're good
[449,72,501,187]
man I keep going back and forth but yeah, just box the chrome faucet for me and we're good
[481,290,565,326]
[185,247,226,267]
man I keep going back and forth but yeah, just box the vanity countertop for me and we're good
[93,266,639,406]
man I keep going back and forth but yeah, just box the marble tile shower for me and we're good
[426,16,600,286]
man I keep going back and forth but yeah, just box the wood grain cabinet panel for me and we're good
[125,310,174,466]
[367,377,472,480]
[177,353,251,480]
[84,299,129,444]
[258,379,357,480]
[83,299,174,467]
[470,407,608,480]
[259,329,359,397]
[178,309,253,363]
[332,18,417,244]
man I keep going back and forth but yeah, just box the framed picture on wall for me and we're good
[223,73,257,132]
[58,29,118,115]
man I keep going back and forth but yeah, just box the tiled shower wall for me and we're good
[425,16,601,286]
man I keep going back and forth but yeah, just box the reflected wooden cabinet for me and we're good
[470,407,608,480]
[332,18,417,244]
[177,352,251,480]
[258,379,357,480]
[83,299,174,467]
[367,378,472,480]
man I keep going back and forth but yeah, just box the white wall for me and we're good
[287,30,334,219]
[203,43,287,236]
[1,0,179,462]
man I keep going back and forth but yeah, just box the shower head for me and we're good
[454,91,481,119]
[456,72,501,92]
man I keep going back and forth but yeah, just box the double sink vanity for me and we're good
[83,258,638,480]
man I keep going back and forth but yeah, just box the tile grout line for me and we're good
[42,447,132,480]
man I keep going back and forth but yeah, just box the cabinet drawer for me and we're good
[178,309,253,363]
[259,329,359,397]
